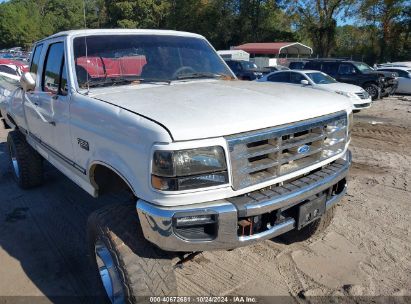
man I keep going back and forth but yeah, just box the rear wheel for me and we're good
[88,204,177,303]
[6,130,43,188]
[280,206,336,244]
[364,83,381,100]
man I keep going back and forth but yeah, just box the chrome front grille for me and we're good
[226,112,348,190]
[355,92,369,99]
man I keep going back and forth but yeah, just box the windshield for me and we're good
[306,72,337,84]
[241,61,258,69]
[353,62,373,72]
[73,35,233,88]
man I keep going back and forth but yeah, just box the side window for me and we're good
[338,63,356,75]
[42,42,64,94]
[267,72,290,82]
[322,62,338,76]
[289,72,306,84]
[30,44,43,78]
[226,61,237,72]
[305,62,320,70]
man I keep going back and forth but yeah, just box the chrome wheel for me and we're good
[95,240,125,304]
[9,143,19,178]
[365,86,378,99]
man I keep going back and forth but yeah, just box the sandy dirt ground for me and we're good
[0,96,410,303]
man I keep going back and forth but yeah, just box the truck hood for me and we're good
[89,80,351,141]
[364,70,397,79]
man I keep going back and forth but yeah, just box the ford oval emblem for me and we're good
[297,145,310,154]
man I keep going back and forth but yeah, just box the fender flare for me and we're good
[88,161,137,197]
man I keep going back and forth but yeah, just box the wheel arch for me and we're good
[362,80,379,87]
[89,161,137,198]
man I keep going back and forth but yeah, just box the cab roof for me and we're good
[37,29,205,43]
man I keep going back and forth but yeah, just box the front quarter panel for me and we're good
[69,92,173,198]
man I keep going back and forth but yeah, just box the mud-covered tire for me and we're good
[280,206,336,244]
[6,130,43,189]
[87,204,177,303]
[364,83,381,100]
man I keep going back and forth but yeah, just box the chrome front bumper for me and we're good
[137,151,351,252]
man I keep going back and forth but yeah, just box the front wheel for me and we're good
[364,83,381,100]
[88,204,177,304]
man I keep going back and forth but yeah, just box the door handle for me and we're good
[49,121,56,126]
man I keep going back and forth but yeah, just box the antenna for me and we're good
[83,0,90,94]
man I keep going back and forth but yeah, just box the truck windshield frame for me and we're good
[73,34,233,88]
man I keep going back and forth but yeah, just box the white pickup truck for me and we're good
[0,29,352,303]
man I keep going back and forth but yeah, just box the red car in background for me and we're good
[75,56,147,79]
[0,59,29,74]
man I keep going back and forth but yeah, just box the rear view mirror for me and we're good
[20,72,36,92]
[300,79,310,85]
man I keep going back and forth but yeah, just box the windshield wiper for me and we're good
[175,72,231,80]
[83,76,171,88]
[116,76,171,85]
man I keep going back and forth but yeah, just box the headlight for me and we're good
[362,90,370,99]
[335,91,357,99]
[152,146,228,191]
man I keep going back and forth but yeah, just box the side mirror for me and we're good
[300,79,310,85]
[20,72,36,92]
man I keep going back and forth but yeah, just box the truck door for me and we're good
[25,40,74,161]
[24,44,45,139]
[336,63,358,85]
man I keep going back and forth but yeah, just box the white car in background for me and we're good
[0,64,24,114]
[258,70,372,111]
[377,67,411,94]
[0,63,28,99]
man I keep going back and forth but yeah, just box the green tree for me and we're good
[166,0,294,49]
[0,0,47,48]
[287,0,352,57]
[333,25,379,63]
[104,0,171,28]
[166,0,239,49]
[357,0,410,61]
[235,0,295,44]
